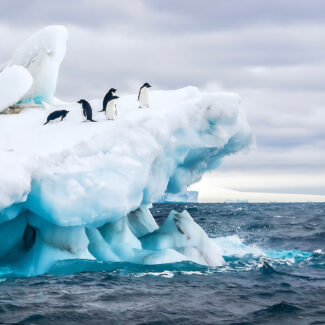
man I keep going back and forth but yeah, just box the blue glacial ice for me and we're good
[0,25,259,276]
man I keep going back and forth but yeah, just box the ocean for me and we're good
[0,203,324,324]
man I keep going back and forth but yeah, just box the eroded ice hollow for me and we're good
[0,25,254,276]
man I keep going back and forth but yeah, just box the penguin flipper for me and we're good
[103,94,110,112]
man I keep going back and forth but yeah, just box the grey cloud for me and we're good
[52,22,325,100]
[0,0,173,33]
[3,0,325,34]
[218,145,325,172]
[146,0,325,31]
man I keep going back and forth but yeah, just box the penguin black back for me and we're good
[77,99,97,122]
[101,88,117,112]
[138,83,151,101]
[44,110,69,125]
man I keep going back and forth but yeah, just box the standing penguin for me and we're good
[105,95,119,120]
[77,99,97,122]
[138,83,151,108]
[100,88,117,112]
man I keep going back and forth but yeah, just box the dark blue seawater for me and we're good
[0,203,324,324]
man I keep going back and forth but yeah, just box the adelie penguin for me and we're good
[44,110,69,125]
[77,99,97,122]
[105,95,119,120]
[138,82,151,108]
[100,88,117,112]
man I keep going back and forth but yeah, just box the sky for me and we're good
[0,0,324,201]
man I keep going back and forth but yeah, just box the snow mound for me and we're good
[4,25,67,105]
[0,65,33,113]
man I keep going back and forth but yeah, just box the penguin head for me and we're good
[63,110,69,114]
[77,99,87,105]
[109,88,117,94]
[142,83,151,88]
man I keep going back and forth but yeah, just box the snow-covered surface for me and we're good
[0,65,33,112]
[0,25,255,276]
[0,87,253,224]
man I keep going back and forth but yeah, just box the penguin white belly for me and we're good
[139,88,149,108]
[105,100,117,120]
[82,110,87,121]
[52,116,62,123]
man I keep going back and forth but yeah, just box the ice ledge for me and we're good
[0,87,253,226]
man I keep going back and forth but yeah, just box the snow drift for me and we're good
[0,25,254,276]
[0,65,33,113]
[0,25,67,110]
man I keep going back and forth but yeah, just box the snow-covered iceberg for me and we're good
[0,25,254,276]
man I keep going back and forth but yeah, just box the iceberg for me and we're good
[0,25,254,276]
[157,190,199,203]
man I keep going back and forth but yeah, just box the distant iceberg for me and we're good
[0,26,254,276]
[157,191,199,203]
